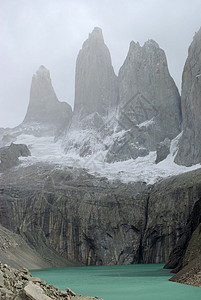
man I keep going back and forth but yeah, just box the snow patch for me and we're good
[13,132,201,185]
[137,118,155,128]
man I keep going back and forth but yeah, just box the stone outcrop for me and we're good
[74,27,118,119]
[141,170,201,264]
[0,261,102,299]
[0,163,148,266]
[0,143,30,172]
[164,198,201,272]
[0,224,76,270]
[106,40,181,162]
[169,255,201,287]
[23,65,72,136]
[175,28,201,166]
[1,162,201,267]
[155,138,171,164]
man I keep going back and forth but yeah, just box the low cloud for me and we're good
[1,0,201,127]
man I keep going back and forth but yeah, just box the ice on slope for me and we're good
[14,132,201,185]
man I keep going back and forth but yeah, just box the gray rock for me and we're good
[0,287,14,299]
[164,198,201,272]
[74,27,118,118]
[0,260,101,299]
[1,163,201,266]
[155,138,171,164]
[0,143,31,172]
[175,28,201,166]
[23,65,72,136]
[110,40,181,162]
[106,131,149,163]
[0,271,4,287]
[15,282,23,289]
[24,282,52,300]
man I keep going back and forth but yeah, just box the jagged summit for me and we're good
[34,65,50,78]
[144,39,159,48]
[129,39,159,50]
[88,27,104,41]
[82,27,104,50]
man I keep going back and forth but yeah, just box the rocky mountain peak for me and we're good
[34,65,50,78]
[107,38,181,162]
[74,27,118,119]
[82,27,104,50]
[23,66,72,135]
[144,39,159,49]
[129,41,141,52]
[88,27,104,41]
[125,39,166,72]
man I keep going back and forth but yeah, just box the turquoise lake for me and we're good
[31,264,201,300]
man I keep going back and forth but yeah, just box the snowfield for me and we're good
[14,132,201,185]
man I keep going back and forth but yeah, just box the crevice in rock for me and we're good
[137,193,150,263]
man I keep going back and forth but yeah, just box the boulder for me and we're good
[155,138,171,164]
[0,143,31,172]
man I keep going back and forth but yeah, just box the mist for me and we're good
[1,0,201,128]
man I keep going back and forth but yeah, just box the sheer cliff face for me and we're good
[23,66,72,133]
[74,27,118,118]
[119,40,181,141]
[1,163,201,267]
[175,28,201,166]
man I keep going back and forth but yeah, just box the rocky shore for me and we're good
[169,255,201,287]
[0,261,102,300]
[165,198,201,287]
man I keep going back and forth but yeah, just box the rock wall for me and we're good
[1,164,201,267]
[0,224,75,270]
[141,172,201,263]
[164,197,201,271]
[0,143,30,172]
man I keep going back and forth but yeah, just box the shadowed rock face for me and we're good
[164,198,201,272]
[141,170,201,264]
[175,28,201,166]
[74,27,118,119]
[155,138,171,164]
[23,66,72,135]
[166,199,201,288]
[169,255,201,287]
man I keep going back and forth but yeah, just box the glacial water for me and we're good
[31,264,201,300]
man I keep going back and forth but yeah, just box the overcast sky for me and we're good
[0,0,201,128]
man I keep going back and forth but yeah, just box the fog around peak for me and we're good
[1,0,201,127]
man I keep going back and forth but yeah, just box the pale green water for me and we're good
[31,264,201,300]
